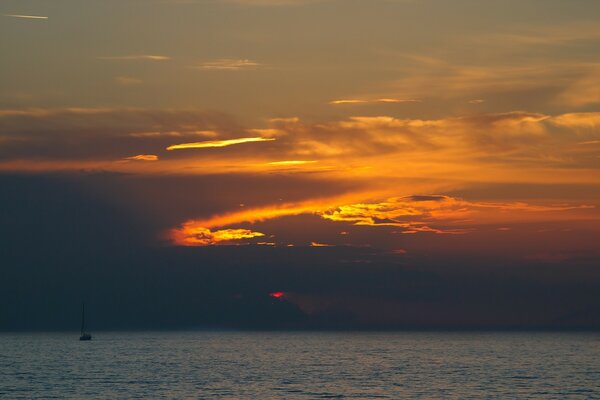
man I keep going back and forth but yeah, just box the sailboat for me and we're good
[79,302,92,341]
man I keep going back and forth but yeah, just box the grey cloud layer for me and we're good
[0,108,599,172]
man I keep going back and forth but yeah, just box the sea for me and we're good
[1,332,599,399]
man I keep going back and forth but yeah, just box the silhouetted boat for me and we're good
[79,302,92,341]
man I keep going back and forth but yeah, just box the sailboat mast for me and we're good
[81,302,85,333]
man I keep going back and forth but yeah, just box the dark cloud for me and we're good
[0,173,599,331]
[1,108,599,175]
[0,108,242,161]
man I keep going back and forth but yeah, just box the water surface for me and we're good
[1,332,599,399]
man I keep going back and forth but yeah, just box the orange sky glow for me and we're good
[0,0,599,259]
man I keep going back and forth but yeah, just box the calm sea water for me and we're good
[1,332,599,399]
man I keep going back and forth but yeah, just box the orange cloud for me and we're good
[124,154,158,161]
[320,196,594,229]
[168,194,370,246]
[266,160,316,166]
[330,98,420,105]
[98,55,170,61]
[168,193,596,246]
[171,226,265,246]
[310,242,334,247]
[166,137,275,150]
[1,108,599,192]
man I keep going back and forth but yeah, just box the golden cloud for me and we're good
[124,154,158,161]
[266,160,316,166]
[171,226,265,246]
[166,137,275,150]
[1,108,599,188]
[330,98,421,105]
[310,242,334,247]
[169,194,596,246]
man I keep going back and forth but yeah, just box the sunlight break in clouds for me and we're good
[166,137,275,150]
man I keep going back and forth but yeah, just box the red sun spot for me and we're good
[270,292,285,299]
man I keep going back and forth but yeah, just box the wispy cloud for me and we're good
[2,107,600,179]
[98,55,170,61]
[124,154,158,161]
[330,98,420,105]
[218,0,326,6]
[3,14,48,19]
[579,140,600,146]
[115,76,143,86]
[310,242,334,247]
[166,137,275,150]
[266,160,316,166]
[192,59,261,70]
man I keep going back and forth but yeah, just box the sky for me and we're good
[1,0,600,330]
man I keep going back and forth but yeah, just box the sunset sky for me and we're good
[1,0,599,329]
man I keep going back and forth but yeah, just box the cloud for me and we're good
[319,196,593,229]
[124,154,159,161]
[2,14,48,19]
[473,22,600,47]
[0,105,597,200]
[129,130,218,138]
[1,107,600,182]
[217,0,326,5]
[266,160,316,166]
[166,0,320,4]
[98,55,170,61]
[550,112,600,129]
[310,242,334,247]
[171,226,265,246]
[2,173,598,330]
[169,193,595,246]
[192,59,261,70]
[579,140,600,146]
[403,195,448,202]
[330,98,420,105]
[115,76,143,86]
[166,137,275,150]
[554,65,600,108]
[388,50,600,109]
[0,107,245,165]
